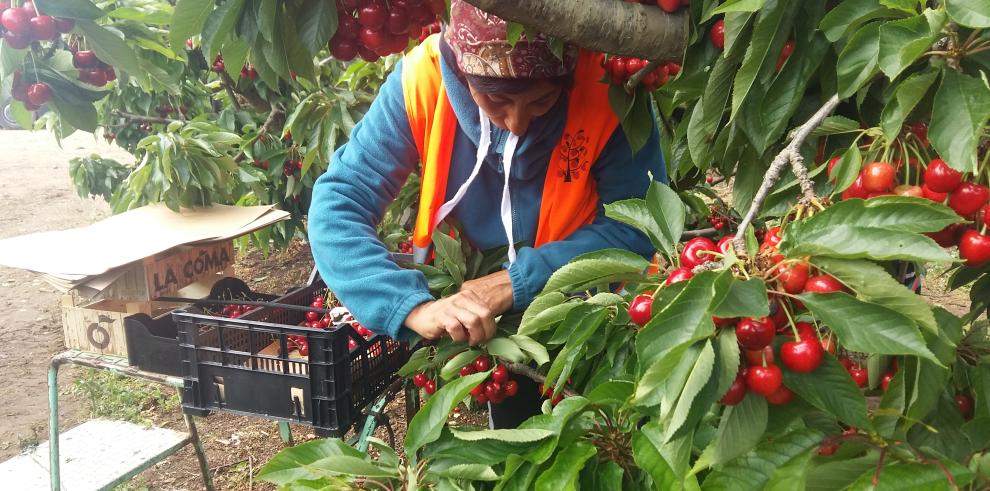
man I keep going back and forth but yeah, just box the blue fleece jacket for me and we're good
[308,43,666,339]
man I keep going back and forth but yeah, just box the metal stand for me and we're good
[48,350,214,491]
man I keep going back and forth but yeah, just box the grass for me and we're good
[71,371,180,425]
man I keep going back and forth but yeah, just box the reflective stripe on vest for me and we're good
[401,34,619,249]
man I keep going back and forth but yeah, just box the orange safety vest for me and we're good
[401,34,620,249]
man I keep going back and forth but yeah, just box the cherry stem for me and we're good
[778,298,802,341]
[871,447,887,487]
[625,59,662,94]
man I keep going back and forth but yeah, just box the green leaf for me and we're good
[806,454,882,491]
[836,22,881,98]
[75,21,142,75]
[785,196,963,234]
[878,10,946,80]
[483,337,526,363]
[812,257,937,334]
[257,438,366,485]
[730,0,794,119]
[945,0,990,27]
[518,301,579,337]
[297,0,339,56]
[713,394,768,465]
[633,427,681,491]
[819,0,892,42]
[665,340,716,440]
[703,428,824,490]
[533,442,597,491]
[930,69,990,174]
[439,350,478,381]
[646,181,687,257]
[605,199,670,254]
[509,335,550,366]
[433,230,466,285]
[781,224,954,263]
[880,68,939,141]
[688,29,745,166]
[35,0,104,19]
[810,115,862,137]
[432,463,499,481]
[831,142,864,194]
[541,249,649,294]
[711,0,768,16]
[712,278,770,318]
[306,455,400,479]
[799,292,940,363]
[847,461,974,490]
[405,371,489,456]
[879,0,919,12]
[783,354,873,429]
[586,380,634,406]
[169,0,214,58]
[49,98,97,132]
[451,428,554,443]
[202,0,246,61]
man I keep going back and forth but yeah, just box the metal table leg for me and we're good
[183,414,215,491]
[47,356,62,491]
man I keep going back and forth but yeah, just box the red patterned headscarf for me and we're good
[443,0,578,78]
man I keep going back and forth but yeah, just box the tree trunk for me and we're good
[461,0,689,61]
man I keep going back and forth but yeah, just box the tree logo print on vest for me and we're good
[557,130,590,182]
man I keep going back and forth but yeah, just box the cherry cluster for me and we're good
[707,205,732,231]
[624,0,689,13]
[708,18,794,72]
[603,56,681,91]
[0,1,73,49]
[72,49,117,87]
[9,71,49,110]
[220,303,258,319]
[833,156,990,268]
[282,158,304,177]
[328,0,444,62]
[464,357,519,405]
[396,241,414,254]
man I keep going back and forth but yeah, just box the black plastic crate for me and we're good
[172,278,408,437]
[124,278,278,376]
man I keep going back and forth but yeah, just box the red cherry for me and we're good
[948,182,989,217]
[484,381,501,400]
[820,334,837,355]
[626,58,646,78]
[337,15,360,39]
[658,0,681,13]
[765,385,794,405]
[412,372,428,388]
[775,261,810,294]
[358,3,388,29]
[921,183,948,202]
[25,82,49,106]
[709,19,725,49]
[357,44,380,62]
[826,156,841,181]
[492,364,509,383]
[680,237,718,268]
[665,62,681,76]
[473,355,492,372]
[955,393,974,420]
[386,6,410,35]
[819,442,840,456]
[71,50,97,67]
[780,337,823,373]
[297,340,309,356]
[893,185,923,198]
[744,346,774,366]
[628,293,653,327]
[305,311,319,322]
[959,229,990,268]
[736,317,776,350]
[348,338,359,351]
[1,7,30,35]
[861,162,896,192]
[713,316,736,328]
[763,226,783,248]
[424,379,437,394]
[330,36,359,61]
[982,204,990,228]
[841,174,870,200]
[775,39,795,72]
[908,121,929,146]
[719,373,747,405]
[848,366,868,388]
[459,364,476,377]
[3,30,30,49]
[665,267,694,285]
[928,225,960,247]
[716,236,734,254]
[29,15,56,40]
[54,17,73,33]
[504,380,519,397]
[880,372,894,392]
[924,159,963,193]
[746,365,783,396]
[608,56,629,82]
[795,322,817,341]
[804,275,843,294]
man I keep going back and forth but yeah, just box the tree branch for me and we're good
[506,362,580,398]
[625,59,662,93]
[461,0,689,60]
[112,111,181,125]
[217,70,244,112]
[731,94,840,256]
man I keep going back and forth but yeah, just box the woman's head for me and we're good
[445,0,577,136]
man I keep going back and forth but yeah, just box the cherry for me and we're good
[504,380,519,397]
[709,19,725,49]
[329,37,358,61]
[338,0,361,14]
[297,340,309,356]
[736,317,776,350]
[473,355,492,372]
[948,182,989,217]
[838,357,854,371]
[983,204,990,228]
[484,381,501,401]
[3,30,30,49]
[924,159,963,193]
[713,316,736,328]
[818,442,840,456]
[665,267,694,285]
[469,383,484,398]
[893,185,923,198]
[716,236,734,254]
[412,372,428,388]
[842,175,870,200]
[424,379,437,394]
[719,373,747,405]
[492,364,509,383]
[959,229,990,267]
[955,393,974,420]
[908,121,929,147]
[347,338,359,351]
[658,0,681,13]
[880,372,894,392]
[305,311,319,322]
[358,3,387,30]
[775,261,810,294]
[459,364,476,377]
[775,39,795,72]
[848,365,868,388]
[921,183,948,202]
[29,14,56,40]
[680,237,718,268]
[826,156,841,181]
[820,334,836,354]
[628,293,653,327]
[73,50,97,69]
[54,17,73,33]
[861,162,896,192]
[626,57,646,78]
[795,322,817,340]
[746,365,783,396]
[765,385,794,405]
[337,15,360,39]
[666,62,681,76]
[386,6,410,35]
[804,274,843,294]
[1,7,31,35]
[744,346,774,366]
[928,225,960,248]
[780,337,823,373]
[357,43,381,62]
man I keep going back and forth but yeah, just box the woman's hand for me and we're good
[459,270,514,315]
[404,289,497,345]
